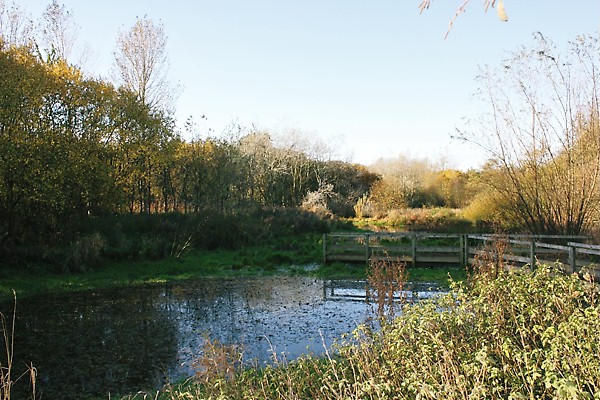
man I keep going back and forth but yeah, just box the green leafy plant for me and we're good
[153,264,599,399]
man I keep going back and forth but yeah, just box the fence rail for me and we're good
[323,232,600,280]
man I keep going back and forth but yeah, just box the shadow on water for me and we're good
[0,276,445,399]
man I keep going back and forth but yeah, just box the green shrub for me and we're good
[3,207,338,272]
[63,232,105,273]
[161,265,599,399]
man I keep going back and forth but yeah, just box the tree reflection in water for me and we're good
[1,276,397,399]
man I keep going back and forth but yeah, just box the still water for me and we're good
[1,276,441,399]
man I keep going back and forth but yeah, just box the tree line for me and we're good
[1,1,598,271]
[0,42,381,250]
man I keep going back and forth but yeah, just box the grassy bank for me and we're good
[0,233,321,302]
[146,264,600,400]
[1,208,480,302]
[0,208,332,301]
[0,232,465,302]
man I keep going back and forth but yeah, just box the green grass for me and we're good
[0,234,324,302]
[0,232,466,303]
[407,266,467,285]
[312,262,367,279]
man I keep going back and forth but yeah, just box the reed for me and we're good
[191,335,244,384]
[365,255,408,323]
[0,292,36,400]
[0,297,14,400]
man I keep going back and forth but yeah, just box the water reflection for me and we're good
[0,276,443,399]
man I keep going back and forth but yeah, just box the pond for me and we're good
[1,276,444,399]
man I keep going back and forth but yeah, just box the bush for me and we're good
[63,232,106,273]
[383,208,473,232]
[2,207,336,272]
[363,265,600,399]
[256,207,330,238]
[163,265,600,399]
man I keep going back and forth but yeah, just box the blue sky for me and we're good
[20,0,600,169]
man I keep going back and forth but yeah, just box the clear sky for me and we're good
[19,0,600,170]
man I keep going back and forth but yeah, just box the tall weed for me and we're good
[191,335,244,385]
[0,293,36,400]
[366,257,407,323]
[157,264,599,399]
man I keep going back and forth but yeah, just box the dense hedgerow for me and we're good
[0,207,341,272]
[155,264,599,400]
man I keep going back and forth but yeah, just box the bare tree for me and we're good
[370,154,434,208]
[460,33,600,234]
[0,0,34,49]
[38,0,78,61]
[113,16,176,113]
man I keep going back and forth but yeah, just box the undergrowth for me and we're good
[143,262,599,400]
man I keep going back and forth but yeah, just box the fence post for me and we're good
[411,234,417,268]
[461,234,466,266]
[568,245,576,274]
[459,234,463,265]
[365,234,370,266]
[464,234,470,267]
[530,240,536,269]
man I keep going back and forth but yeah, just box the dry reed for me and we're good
[365,255,408,323]
[0,291,36,400]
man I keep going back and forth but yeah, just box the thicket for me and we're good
[353,161,485,233]
[459,34,600,235]
[158,264,600,400]
[0,207,345,273]
[0,44,374,271]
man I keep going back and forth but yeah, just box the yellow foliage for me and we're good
[462,191,502,224]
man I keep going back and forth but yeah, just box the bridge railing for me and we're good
[323,232,600,280]
[323,232,466,266]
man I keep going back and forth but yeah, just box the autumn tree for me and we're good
[38,0,77,62]
[460,34,600,234]
[368,155,435,210]
[317,160,379,216]
[422,169,477,208]
[113,16,176,113]
[0,45,124,244]
[0,0,33,48]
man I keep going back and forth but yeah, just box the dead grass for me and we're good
[1,292,36,400]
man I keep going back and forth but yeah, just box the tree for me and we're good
[38,0,77,62]
[0,45,131,246]
[113,16,175,113]
[238,131,290,206]
[319,160,379,217]
[0,0,33,48]
[369,155,434,209]
[459,34,600,235]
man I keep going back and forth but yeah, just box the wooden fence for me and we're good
[323,232,600,280]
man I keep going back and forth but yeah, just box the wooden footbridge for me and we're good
[323,232,600,280]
